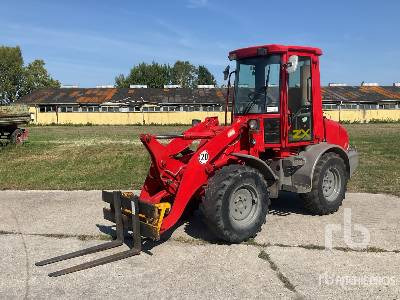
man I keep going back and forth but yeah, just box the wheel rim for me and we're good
[322,167,341,202]
[229,185,259,228]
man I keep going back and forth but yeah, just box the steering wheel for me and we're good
[243,88,277,114]
[290,105,311,130]
[247,90,276,105]
[292,105,311,119]
[247,90,263,102]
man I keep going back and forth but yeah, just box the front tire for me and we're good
[301,152,348,215]
[201,164,269,243]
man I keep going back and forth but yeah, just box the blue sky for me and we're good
[1,0,400,87]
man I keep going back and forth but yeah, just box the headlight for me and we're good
[248,119,259,131]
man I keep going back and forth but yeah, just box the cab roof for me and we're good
[229,44,322,60]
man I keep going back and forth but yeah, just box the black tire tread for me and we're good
[200,164,269,243]
[301,152,347,215]
[10,128,23,145]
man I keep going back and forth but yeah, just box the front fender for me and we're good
[230,153,278,182]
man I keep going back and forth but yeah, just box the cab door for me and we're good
[285,54,315,146]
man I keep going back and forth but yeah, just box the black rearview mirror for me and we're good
[223,65,230,81]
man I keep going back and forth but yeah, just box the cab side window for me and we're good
[288,56,312,142]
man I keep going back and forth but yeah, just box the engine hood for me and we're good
[323,118,349,150]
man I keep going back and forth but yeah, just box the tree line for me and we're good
[0,46,60,102]
[0,45,218,102]
[115,61,216,88]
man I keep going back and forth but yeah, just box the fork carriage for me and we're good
[36,191,170,277]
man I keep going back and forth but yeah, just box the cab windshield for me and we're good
[234,55,281,114]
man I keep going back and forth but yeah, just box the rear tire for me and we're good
[301,152,348,215]
[201,164,269,243]
[10,128,23,145]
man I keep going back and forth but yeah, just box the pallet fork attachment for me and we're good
[35,191,169,277]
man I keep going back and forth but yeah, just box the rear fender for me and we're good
[160,119,246,232]
[292,142,351,193]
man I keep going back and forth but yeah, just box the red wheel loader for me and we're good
[37,44,358,276]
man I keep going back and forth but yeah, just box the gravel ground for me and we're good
[0,190,399,299]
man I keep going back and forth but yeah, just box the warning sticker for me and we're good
[227,128,236,137]
[267,106,278,113]
[198,150,209,164]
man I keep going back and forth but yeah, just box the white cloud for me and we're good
[1,18,232,86]
[186,0,208,9]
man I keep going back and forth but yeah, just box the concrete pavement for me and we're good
[0,191,399,299]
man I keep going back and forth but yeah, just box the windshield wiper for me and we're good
[242,66,271,114]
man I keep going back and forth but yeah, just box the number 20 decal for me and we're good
[198,150,209,164]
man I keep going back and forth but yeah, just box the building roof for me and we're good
[19,88,227,106]
[18,86,400,106]
[321,86,400,102]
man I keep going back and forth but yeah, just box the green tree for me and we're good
[0,46,24,102]
[0,46,60,102]
[197,65,216,86]
[114,74,128,88]
[115,62,171,88]
[20,59,60,97]
[170,61,197,88]
[116,61,218,89]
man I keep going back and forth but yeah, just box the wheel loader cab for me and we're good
[230,45,324,153]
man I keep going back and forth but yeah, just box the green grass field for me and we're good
[344,124,400,196]
[0,124,399,196]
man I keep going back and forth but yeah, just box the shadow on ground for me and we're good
[95,191,312,248]
[269,192,311,216]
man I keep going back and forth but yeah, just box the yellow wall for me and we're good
[29,107,400,125]
[323,109,400,123]
[29,106,37,123]
[32,110,230,125]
